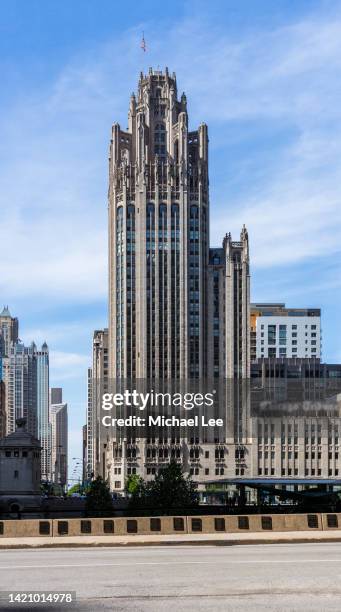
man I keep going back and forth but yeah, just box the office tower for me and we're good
[100,69,251,491]
[0,381,5,439]
[2,341,49,480]
[50,387,62,405]
[86,368,93,479]
[207,228,251,378]
[50,393,68,489]
[250,304,321,360]
[2,342,38,437]
[0,306,18,358]
[87,330,108,478]
[108,68,209,379]
[82,424,87,482]
[36,342,50,480]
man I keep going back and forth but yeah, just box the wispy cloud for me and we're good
[50,350,89,381]
[0,6,340,300]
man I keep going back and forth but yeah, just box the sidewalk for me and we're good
[2,530,341,548]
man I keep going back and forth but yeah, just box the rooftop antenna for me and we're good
[140,32,146,53]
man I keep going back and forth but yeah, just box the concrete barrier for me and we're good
[0,513,331,538]
[0,519,53,537]
[51,516,189,537]
[227,513,321,533]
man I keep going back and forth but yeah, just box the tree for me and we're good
[129,461,198,512]
[67,483,82,496]
[85,476,113,516]
[126,474,144,495]
[146,461,198,511]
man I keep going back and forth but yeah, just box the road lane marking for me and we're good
[1,558,341,570]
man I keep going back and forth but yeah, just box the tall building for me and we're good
[50,387,62,405]
[2,342,38,437]
[36,342,49,480]
[93,69,252,490]
[2,341,50,480]
[250,303,321,361]
[82,424,87,483]
[0,381,6,439]
[0,306,18,358]
[108,68,210,379]
[86,329,108,478]
[207,229,250,378]
[50,389,68,490]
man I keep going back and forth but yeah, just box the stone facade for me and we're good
[0,419,42,513]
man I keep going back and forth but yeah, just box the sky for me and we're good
[0,0,341,470]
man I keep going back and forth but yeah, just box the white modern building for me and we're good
[50,388,68,489]
[251,303,321,360]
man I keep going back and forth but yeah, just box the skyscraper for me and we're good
[207,229,251,379]
[2,342,38,437]
[2,341,50,480]
[0,306,18,358]
[108,68,209,379]
[86,329,108,478]
[100,69,251,490]
[50,387,63,405]
[50,388,68,490]
[36,342,50,480]
[0,381,5,439]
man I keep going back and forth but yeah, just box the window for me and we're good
[14,470,19,479]
[268,325,276,345]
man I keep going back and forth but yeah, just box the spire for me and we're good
[240,224,248,242]
[0,305,11,317]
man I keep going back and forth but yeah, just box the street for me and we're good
[1,543,341,611]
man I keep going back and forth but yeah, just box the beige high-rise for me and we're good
[108,68,209,380]
[101,69,251,491]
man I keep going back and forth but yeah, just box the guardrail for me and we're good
[0,513,340,537]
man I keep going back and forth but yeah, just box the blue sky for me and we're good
[1,0,341,467]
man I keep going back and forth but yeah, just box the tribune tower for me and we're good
[108,68,209,379]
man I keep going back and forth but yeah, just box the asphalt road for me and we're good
[1,543,341,611]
